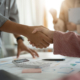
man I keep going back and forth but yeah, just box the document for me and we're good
[68,8,80,24]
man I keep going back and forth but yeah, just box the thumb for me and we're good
[17,49,21,58]
[32,28,43,34]
[32,29,38,34]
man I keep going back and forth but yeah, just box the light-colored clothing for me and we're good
[0,0,19,58]
[53,31,80,57]
[54,0,80,31]
[0,0,19,47]
[0,0,19,25]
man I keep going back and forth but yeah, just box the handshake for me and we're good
[26,26,54,48]
[0,20,54,58]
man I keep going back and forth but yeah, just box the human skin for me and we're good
[32,26,54,41]
[0,20,52,48]
[13,34,39,58]
[67,22,77,31]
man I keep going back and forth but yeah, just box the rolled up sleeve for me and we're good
[0,14,8,27]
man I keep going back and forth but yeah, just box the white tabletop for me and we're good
[0,52,80,80]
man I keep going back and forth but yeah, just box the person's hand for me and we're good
[17,39,39,58]
[77,25,80,34]
[0,21,52,48]
[30,26,54,46]
[54,19,66,32]
[24,26,53,48]
[32,26,53,41]
[67,22,77,31]
[50,8,57,20]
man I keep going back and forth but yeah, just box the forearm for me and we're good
[0,20,29,36]
[14,34,20,39]
[54,19,66,32]
[48,31,54,40]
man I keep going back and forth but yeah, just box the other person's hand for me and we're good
[50,8,57,20]
[54,19,66,32]
[17,39,39,58]
[24,26,52,48]
[67,22,77,31]
[77,25,80,34]
[0,21,52,48]
[32,26,53,42]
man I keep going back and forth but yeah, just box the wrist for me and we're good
[53,18,58,24]
[49,31,54,39]
[20,25,30,37]
[16,36,24,42]
[17,39,23,44]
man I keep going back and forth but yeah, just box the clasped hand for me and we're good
[26,26,53,48]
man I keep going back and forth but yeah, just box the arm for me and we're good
[9,0,28,58]
[50,2,66,32]
[0,20,52,48]
[9,0,22,41]
[53,31,80,57]
[0,20,28,35]
[32,27,80,58]
[14,34,39,58]
[58,2,77,32]
[58,1,66,32]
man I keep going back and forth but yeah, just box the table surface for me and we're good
[0,52,80,80]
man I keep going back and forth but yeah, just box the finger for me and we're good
[32,28,43,34]
[29,42,35,47]
[32,29,37,34]
[31,44,34,46]
[36,44,43,48]
[43,36,53,44]
[33,43,43,48]
[32,43,39,48]
[17,49,21,58]
[27,49,35,58]
[41,42,49,48]
[41,41,49,48]
[30,41,32,44]
[31,49,39,57]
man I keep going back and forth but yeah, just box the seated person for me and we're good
[32,26,80,57]
[50,0,80,32]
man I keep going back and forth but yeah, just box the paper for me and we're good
[68,8,80,24]
[0,56,80,80]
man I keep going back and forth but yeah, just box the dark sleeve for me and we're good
[9,0,19,23]
[0,14,8,27]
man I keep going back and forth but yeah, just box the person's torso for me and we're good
[0,0,15,48]
[0,0,15,18]
[62,0,80,25]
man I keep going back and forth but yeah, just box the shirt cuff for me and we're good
[0,14,8,27]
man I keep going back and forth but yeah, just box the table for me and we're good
[0,52,80,80]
